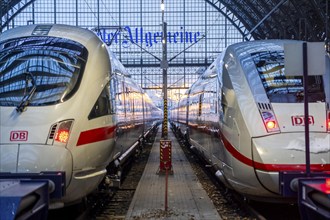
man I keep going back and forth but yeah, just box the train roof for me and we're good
[225,39,302,58]
[0,24,103,51]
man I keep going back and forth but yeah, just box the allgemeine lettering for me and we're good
[97,26,201,47]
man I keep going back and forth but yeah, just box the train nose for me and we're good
[0,145,19,172]
[251,133,330,193]
[0,107,73,177]
[0,144,73,185]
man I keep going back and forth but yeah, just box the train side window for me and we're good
[88,84,111,120]
[131,97,135,115]
[198,94,203,117]
[125,87,131,114]
[109,77,117,114]
[221,66,235,127]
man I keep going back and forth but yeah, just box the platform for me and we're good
[125,129,222,220]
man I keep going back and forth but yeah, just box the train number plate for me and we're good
[10,131,28,141]
[291,115,314,126]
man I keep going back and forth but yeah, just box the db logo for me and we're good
[291,115,314,126]
[10,131,28,141]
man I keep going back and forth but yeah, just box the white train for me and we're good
[170,40,330,202]
[0,24,162,208]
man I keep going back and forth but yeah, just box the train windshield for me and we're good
[0,36,88,107]
[251,50,325,103]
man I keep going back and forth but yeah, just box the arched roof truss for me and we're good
[1,0,329,41]
[1,0,35,32]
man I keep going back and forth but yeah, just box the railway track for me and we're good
[88,135,156,220]
[90,189,135,219]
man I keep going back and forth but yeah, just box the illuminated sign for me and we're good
[96,26,201,48]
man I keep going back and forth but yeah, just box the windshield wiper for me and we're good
[16,72,37,112]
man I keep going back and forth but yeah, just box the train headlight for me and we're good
[266,121,276,129]
[55,129,70,143]
[261,111,280,133]
[48,120,73,145]
[326,178,330,188]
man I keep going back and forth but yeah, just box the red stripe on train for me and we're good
[220,132,330,172]
[76,126,116,146]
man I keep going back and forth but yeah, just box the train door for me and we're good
[198,93,203,121]
[142,93,146,133]
[218,65,237,172]
[185,91,190,127]
[109,76,117,115]
[206,79,221,164]
[112,75,127,157]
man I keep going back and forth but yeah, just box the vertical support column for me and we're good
[161,1,168,139]
[76,0,78,26]
[326,0,329,41]
[159,2,173,213]
[97,0,99,30]
[32,3,35,25]
[119,0,122,59]
[302,42,310,176]
[54,0,57,24]
[326,0,330,53]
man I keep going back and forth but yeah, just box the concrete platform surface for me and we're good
[125,129,222,220]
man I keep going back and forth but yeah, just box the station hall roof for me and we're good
[1,0,329,41]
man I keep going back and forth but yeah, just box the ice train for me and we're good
[0,24,162,208]
[170,40,330,202]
